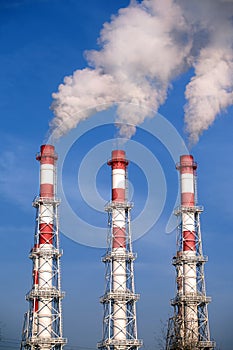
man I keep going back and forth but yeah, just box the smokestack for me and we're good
[20,145,67,350]
[166,155,215,349]
[98,150,142,350]
[109,150,128,249]
[37,145,56,247]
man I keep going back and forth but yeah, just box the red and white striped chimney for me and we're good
[108,150,128,249]
[178,155,197,252]
[36,144,57,245]
[36,144,57,341]
[21,144,66,349]
[108,150,129,340]
[177,155,198,340]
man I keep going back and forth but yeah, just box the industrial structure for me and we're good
[166,155,215,350]
[20,145,66,350]
[97,150,143,350]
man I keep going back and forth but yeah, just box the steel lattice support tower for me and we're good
[97,150,143,350]
[20,145,67,350]
[166,155,215,350]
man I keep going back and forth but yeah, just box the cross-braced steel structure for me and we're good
[166,155,215,350]
[98,150,142,350]
[20,145,66,350]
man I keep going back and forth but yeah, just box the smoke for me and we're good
[182,0,233,143]
[51,0,233,143]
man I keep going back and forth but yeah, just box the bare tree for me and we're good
[154,319,167,350]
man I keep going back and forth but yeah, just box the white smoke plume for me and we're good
[51,0,233,143]
[182,0,233,143]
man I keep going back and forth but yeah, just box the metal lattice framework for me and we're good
[98,202,142,350]
[166,155,215,350]
[20,145,66,350]
[98,150,142,350]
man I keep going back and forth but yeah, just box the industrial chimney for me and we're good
[166,155,215,350]
[20,145,66,350]
[97,150,143,350]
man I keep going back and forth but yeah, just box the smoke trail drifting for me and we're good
[182,0,233,143]
[51,0,233,143]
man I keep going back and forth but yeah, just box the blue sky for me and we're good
[0,1,233,349]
